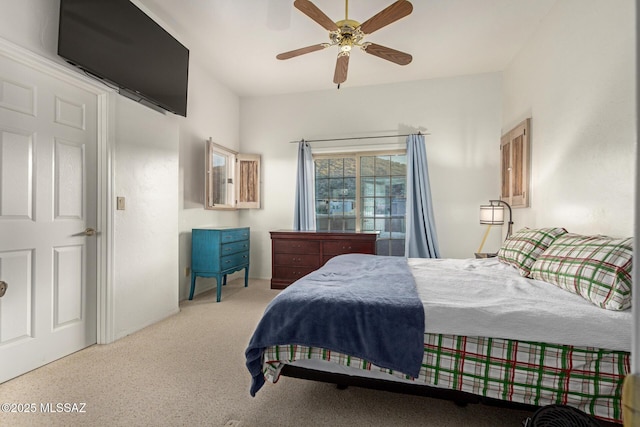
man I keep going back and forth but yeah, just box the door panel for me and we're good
[0,129,33,218]
[53,245,83,328]
[0,250,32,344]
[55,139,85,219]
[0,52,98,383]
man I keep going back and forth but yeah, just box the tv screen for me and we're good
[58,0,189,117]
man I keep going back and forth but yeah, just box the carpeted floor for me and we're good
[0,278,542,426]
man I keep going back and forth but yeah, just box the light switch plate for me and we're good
[117,197,125,210]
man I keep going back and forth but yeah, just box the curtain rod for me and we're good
[288,132,429,144]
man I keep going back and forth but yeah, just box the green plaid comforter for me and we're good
[262,333,629,424]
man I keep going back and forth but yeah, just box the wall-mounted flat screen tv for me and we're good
[58,0,189,117]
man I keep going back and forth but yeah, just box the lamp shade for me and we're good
[480,204,504,225]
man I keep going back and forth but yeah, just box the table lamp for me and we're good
[477,199,513,253]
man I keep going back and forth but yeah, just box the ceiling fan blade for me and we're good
[293,0,339,31]
[333,54,349,84]
[359,0,413,35]
[276,44,328,60]
[362,43,412,65]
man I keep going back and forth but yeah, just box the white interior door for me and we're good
[0,52,98,383]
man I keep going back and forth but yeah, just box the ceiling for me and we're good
[137,0,558,97]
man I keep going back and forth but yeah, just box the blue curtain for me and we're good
[293,140,316,230]
[405,134,440,258]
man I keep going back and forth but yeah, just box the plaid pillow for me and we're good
[497,227,568,277]
[530,234,633,310]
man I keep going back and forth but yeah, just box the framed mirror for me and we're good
[205,138,261,210]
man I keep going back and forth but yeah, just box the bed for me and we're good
[245,228,633,424]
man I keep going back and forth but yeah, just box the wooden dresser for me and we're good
[270,230,378,289]
[190,226,250,302]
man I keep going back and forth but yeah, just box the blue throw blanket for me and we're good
[245,254,425,396]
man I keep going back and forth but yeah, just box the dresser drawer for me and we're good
[274,253,321,268]
[221,251,249,271]
[273,266,316,282]
[322,240,376,256]
[273,239,320,254]
[221,240,250,256]
[221,228,250,243]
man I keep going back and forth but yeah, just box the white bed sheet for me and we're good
[408,257,632,352]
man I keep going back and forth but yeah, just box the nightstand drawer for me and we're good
[273,239,320,254]
[274,253,321,267]
[221,251,249,270]
[221,228,250,243]
[222,240,250,256]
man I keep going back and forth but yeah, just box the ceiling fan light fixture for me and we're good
[280,0,414,84]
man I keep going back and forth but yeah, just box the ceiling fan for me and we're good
[277,0,413,86]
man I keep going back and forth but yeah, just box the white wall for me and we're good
[0,0,60,63]
[502,0,635,237]
[176,55,242,301]
[240,73,504,279]
[0,0,241,337]
[113,96,180,338]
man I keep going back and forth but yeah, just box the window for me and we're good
[205,138,261,210]
[314,151,407,256]
[501,118,530,208]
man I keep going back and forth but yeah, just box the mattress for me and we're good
[409,257,632,351]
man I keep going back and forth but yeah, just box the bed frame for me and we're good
[280,364,537,410]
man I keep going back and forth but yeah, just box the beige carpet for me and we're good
[0,278,539,426]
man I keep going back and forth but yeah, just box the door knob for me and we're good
[0,281,7,298]
[73,228,98,237]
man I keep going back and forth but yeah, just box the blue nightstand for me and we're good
[190,227,250,302]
